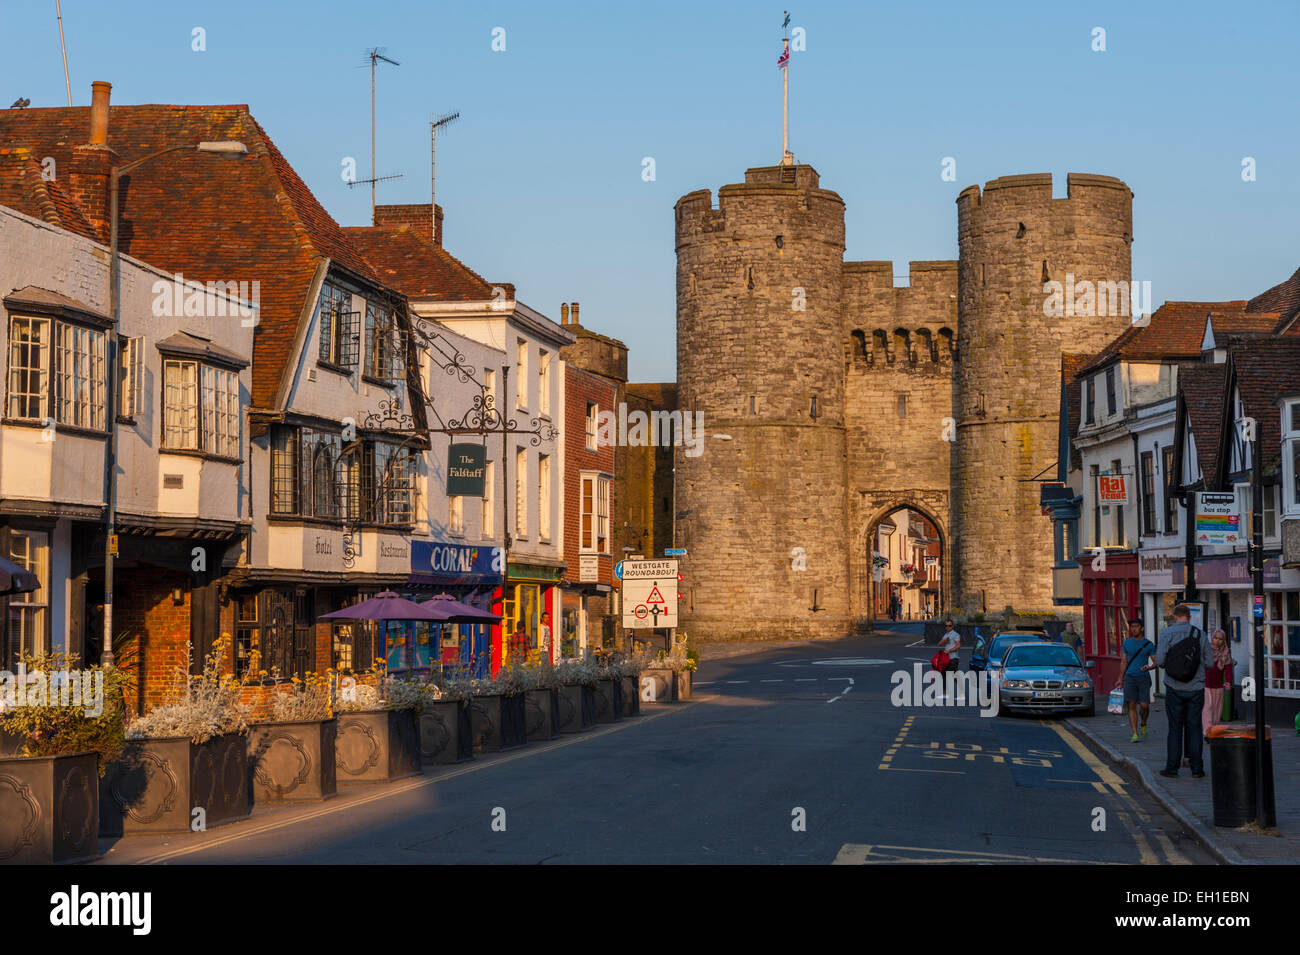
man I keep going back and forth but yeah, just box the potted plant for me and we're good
[102,636,251,836]
[592,657,622,724]
[493,669,528,750]
[247,669,337,803]
[640,644,696,703]
[0,650,126,863]
[553,660,599,733]
[419,680,472,765]
[618,656,642,718]
[515,663,559,743]
[333,663,422,784]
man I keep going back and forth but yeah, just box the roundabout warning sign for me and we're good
[620,559,678,629]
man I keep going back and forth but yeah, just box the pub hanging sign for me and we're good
[447,443,487,497]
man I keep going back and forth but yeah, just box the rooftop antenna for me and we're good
[430,110,460,244]
[55,0,72,105]
[351,48,404,220]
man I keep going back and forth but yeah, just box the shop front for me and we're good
[407,541,502,680]
[1171,554,1300,718]
[1078,551,1139,689]
[501,561,565,672]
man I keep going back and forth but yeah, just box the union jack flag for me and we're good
[777,47,790,70]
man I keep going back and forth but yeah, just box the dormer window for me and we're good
[318,283,359,368]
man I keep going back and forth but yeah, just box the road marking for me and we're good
[826,677,854,703]
[834,844,1110,865]
[760,679,783,683]
[694,681,715,686]
[794,678,817,682]
[906,639,926,647]
[124,703,690,865]
[725,680,749,684]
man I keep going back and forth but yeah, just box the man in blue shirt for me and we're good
[1154,604,1215,778]
[1115,616,1155,742]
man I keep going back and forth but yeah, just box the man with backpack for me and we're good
[1154,604,1215,778]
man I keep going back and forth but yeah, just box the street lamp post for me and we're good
[101,141,247,667]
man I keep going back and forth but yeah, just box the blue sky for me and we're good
[4,1,1298,381]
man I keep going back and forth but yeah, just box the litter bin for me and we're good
[1207,723,1276,828]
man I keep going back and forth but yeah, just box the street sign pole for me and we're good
[1251,433,1271,827]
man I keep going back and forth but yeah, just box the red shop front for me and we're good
[1077,552,1139,690]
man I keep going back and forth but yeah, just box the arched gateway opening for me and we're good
[868,506,944,625]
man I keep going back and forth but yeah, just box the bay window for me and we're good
[271,424,412,525]
[6,316,105,429]
[365,301,400,382]
[317,283,359,367]
[1284,399,1300,516]
[162,359,239,456]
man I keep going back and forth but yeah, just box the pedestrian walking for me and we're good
[1202,628,1233,734]
[1153,604,1214,778]
[1114,616,1155,742]
[539,611,553,665]
[1062,621,1084,663]
[936,618,961,673]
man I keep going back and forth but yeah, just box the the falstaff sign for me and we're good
[447,443,487,496]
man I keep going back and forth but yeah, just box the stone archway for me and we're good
[851,492,950,630]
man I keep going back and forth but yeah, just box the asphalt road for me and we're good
[99,627,1214,865]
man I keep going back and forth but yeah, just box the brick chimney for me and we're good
[570,301,580,326]
[69,81,118,236]
[374,202,443,247]
[560,303,569,325]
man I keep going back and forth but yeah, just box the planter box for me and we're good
[335,709,420,784]
[248,718,337,803]
[524,689,557,742]
[555,684,596,734]
[470,694,503,753]
[594,680,620,723]
[640,669,673,704]
[0,752,99,864]
[640,669,692,703]
[500,694,527,749]
[420,700,472,765]
[101,733,250,836]
[0,729,21,756]
[619,675,641,717]
[675,671,693,701]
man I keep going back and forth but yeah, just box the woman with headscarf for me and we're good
[1203,629,1233,734]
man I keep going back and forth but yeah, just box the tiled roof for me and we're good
[0,147,100,240]
[1077,301,1248,376]
[1228,336,1300,470]
[0,102,389,409]
[1247,266,1300,332]
[1177,362,1228,488]
[343,226,502,301]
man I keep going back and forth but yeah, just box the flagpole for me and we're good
[782,36,790,164]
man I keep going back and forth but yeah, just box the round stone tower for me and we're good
[674,164,851,640]
[952,173,1133,613]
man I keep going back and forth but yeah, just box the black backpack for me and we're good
[1164,627,1202,682]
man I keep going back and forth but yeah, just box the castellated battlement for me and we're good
[957,172,1132,243]
[675,165,846,251]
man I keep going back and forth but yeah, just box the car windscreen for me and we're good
[989,637,1028,659]
[1003,645,1080,668]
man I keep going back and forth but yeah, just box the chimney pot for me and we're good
[560,303,570,325]
[89,81,111,145]
[571,302,580,326]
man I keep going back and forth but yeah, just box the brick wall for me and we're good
[561,363,616,586]
[373,203,443,246]
[114,568,191,714]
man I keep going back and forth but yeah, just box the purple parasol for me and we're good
[0,554,39,597]
[318,591,447,622]
[421,593,502,623]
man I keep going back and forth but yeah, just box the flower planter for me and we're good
[640,669,692,703]
[100,733,250,836]
[640,668,674,704]
[0,752,99,864]
[0,729,21,757]
[420,700,472,765]
[335,709,420,784]
[500,694,527,749]
[594,679,620,723]
[675,670,693,701]
[555,684,596,734]
[619,675,641,717]
[470,694,504,753]
[248,718,337,803]
[524,689,557,741]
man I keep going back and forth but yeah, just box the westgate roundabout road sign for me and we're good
[619,559,678,629]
